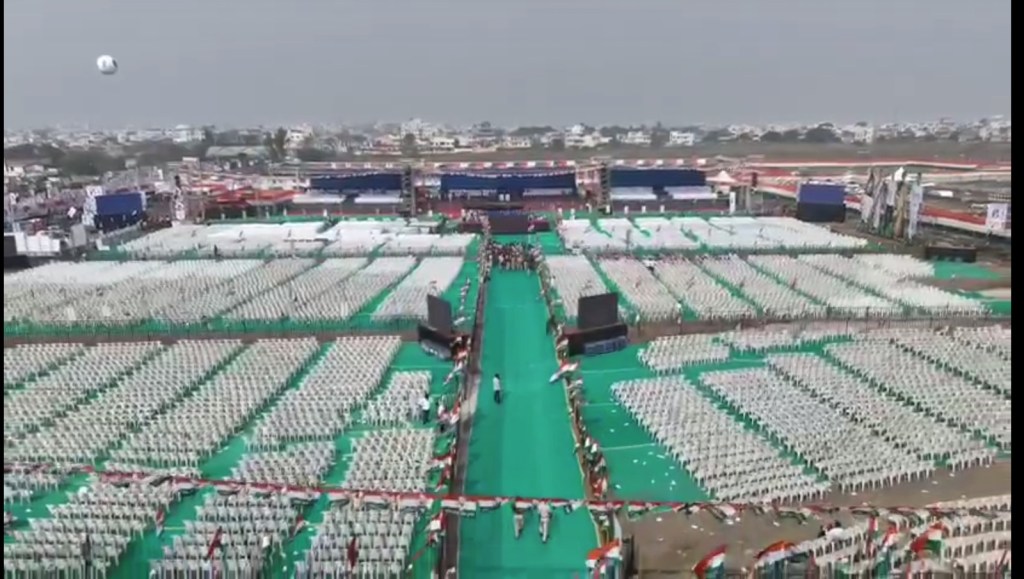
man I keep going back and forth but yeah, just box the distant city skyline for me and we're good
[4,0,1011,130]
[3,115,1012,138]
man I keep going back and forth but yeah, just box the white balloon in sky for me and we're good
[96,55,118,75]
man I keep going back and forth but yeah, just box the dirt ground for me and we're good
[623,461,1012,576]
[827,221,1013,271]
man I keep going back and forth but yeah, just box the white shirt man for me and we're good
[419,395,431,425]
[492,373,503,404]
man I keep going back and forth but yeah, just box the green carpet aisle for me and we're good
[459,271,598,578]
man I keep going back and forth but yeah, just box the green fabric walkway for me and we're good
[459,270,597,578]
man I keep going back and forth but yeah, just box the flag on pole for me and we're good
[443,361,465,386]
[995,545,1010,577]
[291,513,306,537]
[447,401,462,426]
[431,451,454,471]
[909,523,946,556]
[549,361,580,383]
[864,517,878,558]
[693,545,726,578]
[427,512,447,545]
[206,527,223,560]
[347,536,359,571]
[155,508,165,536]
[877,525,899,553]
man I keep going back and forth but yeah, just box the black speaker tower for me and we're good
[597,162,612,207]
[401,164,416,215]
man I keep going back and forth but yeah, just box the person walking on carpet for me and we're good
[492,373,503,404]
[513,505,526,539]
[538,502,551,543]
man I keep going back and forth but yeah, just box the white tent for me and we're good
[708,170,738,185]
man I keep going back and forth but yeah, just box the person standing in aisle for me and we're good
[419,394,431,424]
[493,373,503,404]
[537,502,551,543]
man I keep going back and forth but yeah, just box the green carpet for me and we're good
[931,261,1004,281]
[459,270,597,578]
[575,341,869,504]
[577,347,708,504]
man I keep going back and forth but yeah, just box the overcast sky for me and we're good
[3,0,1011,129]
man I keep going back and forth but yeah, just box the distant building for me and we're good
[499,136,532,150]
[172,125,204,144]
[204,146,271,160]
[668,131,697,147]
[428,136,458,151]
[565,133,600,149]
[621,130,651,146]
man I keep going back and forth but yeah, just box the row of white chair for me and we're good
[614,377,829,502]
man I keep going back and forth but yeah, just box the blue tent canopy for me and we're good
[309,172,403,192]
[439,171,576,193]
[610,169,706,188]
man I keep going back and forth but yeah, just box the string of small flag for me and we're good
[5,461,1008,524]
[440,170,576,179]
[130,503,1005,578]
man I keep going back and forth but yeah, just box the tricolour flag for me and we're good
[215,482,242,496]
[476,498,504,512]
[431,452,454,471]
[864,517,878,557]
[877,525,899,553]
[326,491,350,505]
[367,494,392,510]
[427,512,447,545]
[585,539,622,568]
[909,523,946,556]
[447,402,462,426]
[291,513,306,537]
[286,489,318,506]
[755,540,795,566]
[549,361,580,383]
[693,545,726,578]
[398,495,431,513]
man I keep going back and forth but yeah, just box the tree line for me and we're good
[5,123,967,176]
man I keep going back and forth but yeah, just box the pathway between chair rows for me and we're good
[459,270,597,578]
